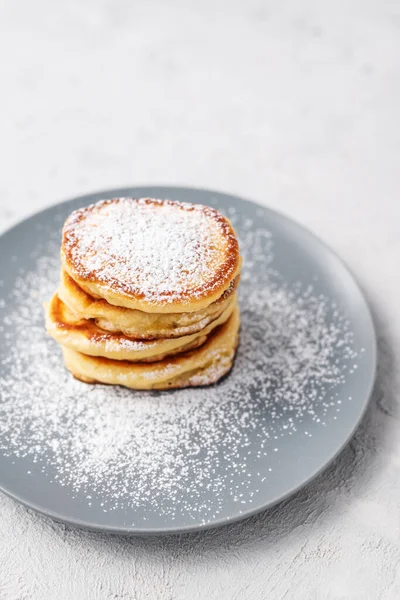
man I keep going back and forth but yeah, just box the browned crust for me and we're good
[46,293,236,362]
[61,198,241,310]
[69,334,238,389]
[48,293,129,343]
[61,306,240,389]
[61,268,240,315]
[60,267,240,339]
[75,314,236,370]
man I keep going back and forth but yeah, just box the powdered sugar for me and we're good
[0,207,362,528]
[62,198,239,305]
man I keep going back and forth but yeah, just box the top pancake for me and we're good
[61,198,241,313]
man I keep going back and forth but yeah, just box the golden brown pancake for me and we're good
[46,292,237,362]
[58,268,239,339]
[61,306,240,390]
[61,198,241,313]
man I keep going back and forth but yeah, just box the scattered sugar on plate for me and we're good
[0,212,359,525]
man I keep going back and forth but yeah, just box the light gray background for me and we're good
[0,1,399,599]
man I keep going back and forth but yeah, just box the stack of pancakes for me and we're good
[45,198,241,390]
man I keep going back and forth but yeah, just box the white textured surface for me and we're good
[0,0,399,598]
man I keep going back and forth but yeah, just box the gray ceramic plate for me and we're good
[0,187,376,534]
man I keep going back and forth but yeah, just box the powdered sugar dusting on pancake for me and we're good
[62,198,240,306]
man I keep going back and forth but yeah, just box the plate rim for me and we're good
[0,185,377,535]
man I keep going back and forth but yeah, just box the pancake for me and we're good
[61,306,240,390]
[58,268,239,339]
[61,198,241,313]
[46,292,237,362]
